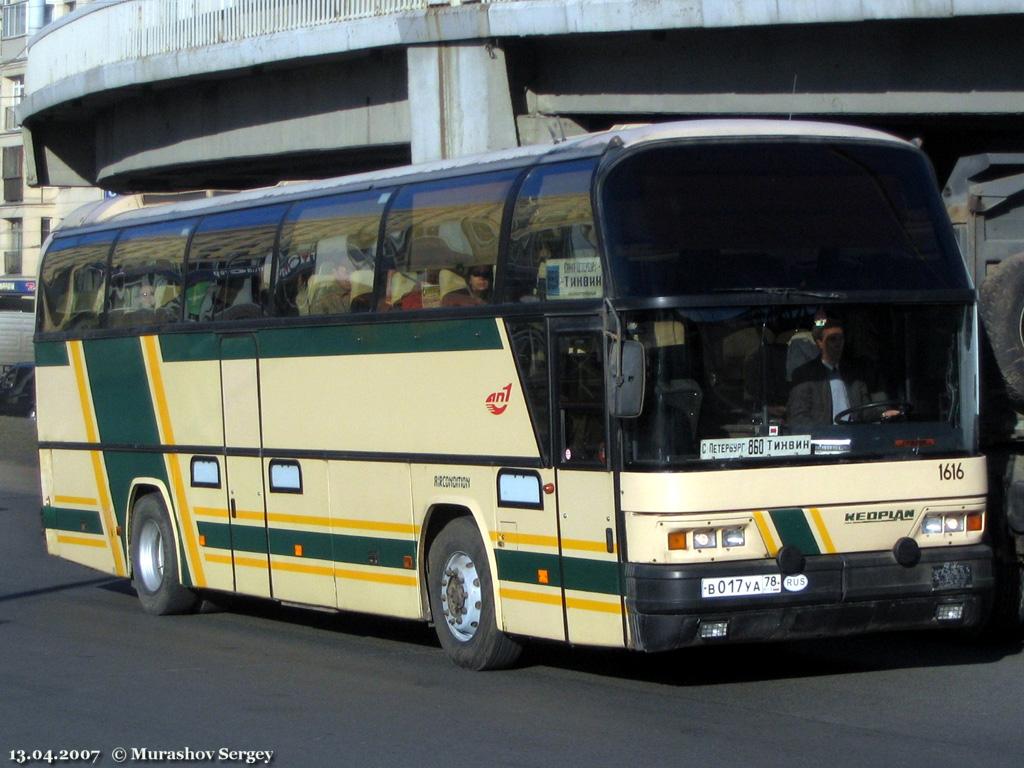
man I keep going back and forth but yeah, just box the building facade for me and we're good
[0,0,100,282]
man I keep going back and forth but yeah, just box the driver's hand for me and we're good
[880,409,902,420]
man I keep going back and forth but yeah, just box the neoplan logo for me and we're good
[486,383,512,415]
[844,509,916,524]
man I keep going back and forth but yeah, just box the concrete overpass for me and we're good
[19,0,1024,193]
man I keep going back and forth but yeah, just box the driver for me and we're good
[786,317,888,428]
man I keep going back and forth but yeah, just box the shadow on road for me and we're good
[520,628,1023,685]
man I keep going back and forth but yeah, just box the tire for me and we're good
[130,494,199,615]
[427,517,522,670]
[980,253,1024,409]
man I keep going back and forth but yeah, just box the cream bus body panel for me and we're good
[257,337,537,459]
[622,457,987,565]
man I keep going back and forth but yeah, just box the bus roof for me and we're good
[57,119,912,237]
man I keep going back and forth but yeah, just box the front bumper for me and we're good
[625,544,993,652]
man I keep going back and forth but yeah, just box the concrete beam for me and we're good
[407,42,518,163]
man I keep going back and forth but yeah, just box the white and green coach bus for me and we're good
[34,120,992,669]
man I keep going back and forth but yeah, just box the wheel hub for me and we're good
[137,518,165,593]
[439,551,482,642]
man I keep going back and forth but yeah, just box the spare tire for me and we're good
[980,252,1024,409]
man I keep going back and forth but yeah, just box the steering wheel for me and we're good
[833,401,912,424]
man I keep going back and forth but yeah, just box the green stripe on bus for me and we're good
[159,332,219,363]
[197,521,233,550]
[157,319,503,362]
[83,338,160,447]
[35,341,69,367]
[768,508,821,555]
[198,522,416,569]
[325,532,416,569]
[42,506,103,535]
[562,556,621,596]
[258,319,503,358]
[495,550,621,595]
[495,550,563,587]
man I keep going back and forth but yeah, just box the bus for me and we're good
[34,120,993,669]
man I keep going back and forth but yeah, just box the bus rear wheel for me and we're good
[130,494,199,615]
[427,517,521,670]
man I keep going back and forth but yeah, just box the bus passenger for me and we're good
[467,265,492,302]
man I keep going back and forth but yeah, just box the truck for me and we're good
[945,154,1024,633]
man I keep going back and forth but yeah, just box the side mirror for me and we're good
[610,339,645,418]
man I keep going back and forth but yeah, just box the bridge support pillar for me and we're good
[407,42,517,164]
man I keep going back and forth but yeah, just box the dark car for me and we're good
[0,362,35,418]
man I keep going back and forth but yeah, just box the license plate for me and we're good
[701,574,782,598]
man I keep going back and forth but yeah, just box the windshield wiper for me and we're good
[710,287,846,300]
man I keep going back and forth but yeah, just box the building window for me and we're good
[4,217,21,274]
[2,1,27,39]
[2,146,22,202]
[40,217,51,246]
[5,76,23,131]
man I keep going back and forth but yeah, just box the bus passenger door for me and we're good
[220,334,271,598]
[552,322,625,648]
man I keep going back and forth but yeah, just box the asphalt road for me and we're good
[2,414,1023,768]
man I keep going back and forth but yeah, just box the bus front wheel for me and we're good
[130,494,199,615]
[427,517,521,670]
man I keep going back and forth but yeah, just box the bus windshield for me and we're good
[621,302,968,468]
[601,141,968,295]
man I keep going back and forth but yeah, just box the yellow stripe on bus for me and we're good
[566,596,623,615]
[142,335,206,588]
[491,531,614,554]
[54,495,98,507]
[193,507,229,519]
[68,341,126,577]
[333,568,417,587]
[57,534,108,549]
[270,560,335,577]
[753,510,779,557]
[808,507,837,554]
[500,587,563,606]
[500,587,622,614]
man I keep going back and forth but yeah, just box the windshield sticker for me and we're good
[700,436,812,460]
[545,257,603,299]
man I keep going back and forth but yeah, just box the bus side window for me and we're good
[505,159,600,304]
[38,232,116,332]
[382,170,518,311]
[275,191,384,318]
[557,333,606,465]
[186,204,288,323]
[107,219,193,327]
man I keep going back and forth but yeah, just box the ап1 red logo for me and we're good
[486,383,512,415]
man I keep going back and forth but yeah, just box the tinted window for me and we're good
[275,191,385,317]
[506,159,600,303]
[602,142,969,296]
[382,170,518,311]
[108,219,195,328]
[185,205,288,322]
[39,232,115,332]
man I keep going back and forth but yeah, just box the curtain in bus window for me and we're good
[382,170,518,311]
[39,232,115,332]
[275,190,386,317]
[185,204,288,322]
[505,159,600,304]
[107,219,195,328]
